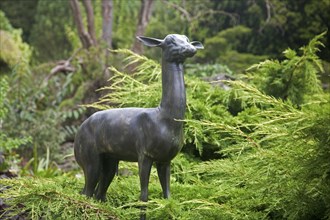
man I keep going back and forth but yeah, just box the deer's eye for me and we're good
[171,39,178,46]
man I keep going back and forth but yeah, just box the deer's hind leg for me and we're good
[82,157,101,198]
[95,156,118,201]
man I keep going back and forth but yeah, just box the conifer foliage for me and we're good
[1,34,329,219]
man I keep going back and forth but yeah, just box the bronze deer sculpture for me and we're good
[74,34,203,205]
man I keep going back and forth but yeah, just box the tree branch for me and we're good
[162,0,191,22]
[102,0,113,48]
[45,48,82,82]
[69,0,93,49]
[265,0,272,23]
[131,0,155,54]
[194,10,238,25]
[82,0,97,46]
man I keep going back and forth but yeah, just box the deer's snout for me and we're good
[182,44,197,57]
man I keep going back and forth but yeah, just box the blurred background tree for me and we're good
[1,0,328,66]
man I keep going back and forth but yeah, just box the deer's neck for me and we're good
[159,58,186,120]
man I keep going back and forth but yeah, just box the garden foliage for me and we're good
[2,34,328,219]
[0,77,31,171]
[248,32,325,106]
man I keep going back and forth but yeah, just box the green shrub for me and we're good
[248,32,325,106]
[0,77,31,172]
[0,10,31,75]
[186,63,233,78]
[1,34,329,219]
[195,26,268,73]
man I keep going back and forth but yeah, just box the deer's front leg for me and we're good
[138,156,153,202]
[156,162,171,199]
[138,156,153,220]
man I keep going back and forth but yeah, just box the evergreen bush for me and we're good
[248,32,326,106]
[1,34,329,219]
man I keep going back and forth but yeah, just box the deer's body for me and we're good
[74,34,203,205]
[75,107,183,163]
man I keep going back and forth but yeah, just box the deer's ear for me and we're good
[136,36,163,47]
[191,41,204,49]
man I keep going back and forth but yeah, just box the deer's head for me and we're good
[137,34,204,62]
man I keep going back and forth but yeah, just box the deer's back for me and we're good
[75,107,183,162]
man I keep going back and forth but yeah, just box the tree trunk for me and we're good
[131,0,154,54]
[82,0,97,45]
[101,0,113,77]
[69,0,95,49]
[102,0,113,49]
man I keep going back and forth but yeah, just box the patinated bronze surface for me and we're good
[74,34,203,205]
